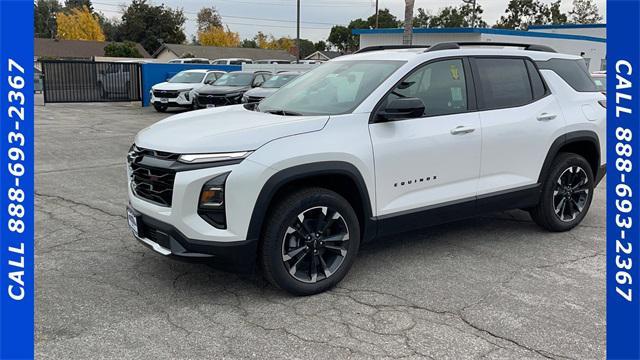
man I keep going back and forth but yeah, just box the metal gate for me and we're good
[41,60,142,103]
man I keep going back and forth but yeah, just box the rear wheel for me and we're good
[260,188,360,295]
[529,153,594,231]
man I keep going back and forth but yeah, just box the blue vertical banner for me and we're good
[0,0,35,359]
[607,0,640,359]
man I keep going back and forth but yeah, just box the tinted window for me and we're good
[475,58,532,109]
[536,58,597,92]
[259,60,405,115]
[168,71,206,83]
[526,60,547,100]
[213,73,254,86]
[384,59,468,117]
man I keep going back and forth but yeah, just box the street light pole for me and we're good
[375,0,379,28]
[296,0,301,63]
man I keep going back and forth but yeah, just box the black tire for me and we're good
[153,103,168,113]
[260,187,360,296]
[529,152,594,232]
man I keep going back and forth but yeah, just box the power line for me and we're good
[93,1,346,27]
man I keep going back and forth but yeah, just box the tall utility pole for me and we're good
[296,0,301,63]
[375,0,379,28]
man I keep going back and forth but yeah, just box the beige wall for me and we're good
[155,49,179,62]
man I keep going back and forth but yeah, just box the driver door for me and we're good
[369,58,481,224]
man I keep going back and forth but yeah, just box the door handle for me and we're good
[537,113,557,121]
[450,125,475,135]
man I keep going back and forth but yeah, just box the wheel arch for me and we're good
[538,130,601,183]
[246,161,376,244]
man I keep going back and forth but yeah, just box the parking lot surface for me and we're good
[36,102,605,359]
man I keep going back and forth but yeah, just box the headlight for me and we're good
[178,151,252,164]
[198,172,229,229]
[241,95,248,103]
[184,92,190,101]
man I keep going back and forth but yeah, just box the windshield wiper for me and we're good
[262,109,303,116]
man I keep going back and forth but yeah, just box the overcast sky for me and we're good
[93,0,606,43]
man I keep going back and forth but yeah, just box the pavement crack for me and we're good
[36,191,125,219]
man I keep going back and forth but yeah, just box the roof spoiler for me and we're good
[426,42,556,53]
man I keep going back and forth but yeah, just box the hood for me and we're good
[152,82,198,91]
[135,105,329,154]
[244,87,278,98]
[197,85,250,95]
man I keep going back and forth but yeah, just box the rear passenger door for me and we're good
[471,57,565,196]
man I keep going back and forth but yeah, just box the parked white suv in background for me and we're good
[150,69,225,112]
[128,42,606,295]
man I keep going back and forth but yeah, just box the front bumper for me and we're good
[150,91,193,107]
[128,206,257,271]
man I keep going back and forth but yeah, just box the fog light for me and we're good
[198,172,230,229]
[200,186,224,207]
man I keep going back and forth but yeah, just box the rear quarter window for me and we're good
[536,58,597,92]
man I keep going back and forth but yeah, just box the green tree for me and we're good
[197,6,222,32]
[240,39,258,48]
[412,8,431,27]
[314,40,327,52]
[540,0,568,25]
[104,41,143,57]
[327,25,352,52]
[34,0,62,38]
[64,0,93,12]
[115,0,186,54]
[368,8,400,28]
[569,0,602,24]
[298,39,315,58]
[429,4,487,28]
[495,0,566,30]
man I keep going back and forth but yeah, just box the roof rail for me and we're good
[425,42,556,53]
[355,45,429,53]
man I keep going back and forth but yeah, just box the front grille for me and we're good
[197,94,231,106]
[127,146,178,207]
[153,90,180,99]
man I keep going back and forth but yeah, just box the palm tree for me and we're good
[403,0,415,45]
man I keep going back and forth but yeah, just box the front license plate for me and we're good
[127,208,139,235]
[160,98,168,103]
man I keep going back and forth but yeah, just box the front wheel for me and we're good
[260,188,360,295]
[529,153,594,232]
[153,103,168,113]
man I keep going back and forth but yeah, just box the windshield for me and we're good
[258,60,405,115]
[261,74,299,88]
[592,75,606,92]
[214,73,254,86]
[168,71,205,83]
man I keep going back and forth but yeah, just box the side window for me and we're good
[525,60,547,100]
[384,59,468,117]
[474,58,532,109]
[204,73,217,83]
[536,58,597,92]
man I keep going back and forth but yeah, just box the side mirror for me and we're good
[376,97,425,121]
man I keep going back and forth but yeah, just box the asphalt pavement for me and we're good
[35,101,605,359]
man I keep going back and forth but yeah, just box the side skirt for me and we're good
[375,184,541,238]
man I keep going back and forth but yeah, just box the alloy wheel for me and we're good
[281,206,350,283]
[552,166,590,222]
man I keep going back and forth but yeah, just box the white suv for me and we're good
[150,69,225,112]
[128,42,606,295]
